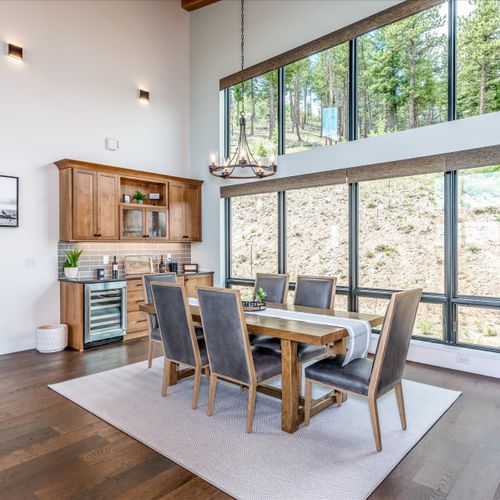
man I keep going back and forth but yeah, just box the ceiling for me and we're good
[181,0,221,12]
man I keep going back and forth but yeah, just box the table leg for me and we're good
[332,338,348,403]
[281,339,299,433]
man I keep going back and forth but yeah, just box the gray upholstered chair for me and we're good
[255,275,337,380]
[249,273,289,345]
[304,288,422,452]
[151,282,209,409]
[197,287,282,433]
[143,273,177,368]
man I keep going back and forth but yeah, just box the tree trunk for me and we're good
[408,46,418,129]
[268,86,275,141]
[479,63,487,114]
[292,76,302,142]
[250,80,255,136]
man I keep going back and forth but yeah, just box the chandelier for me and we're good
[209,0,277,179]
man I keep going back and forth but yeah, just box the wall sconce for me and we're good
[7,43,23,60]
[139,89,150,102]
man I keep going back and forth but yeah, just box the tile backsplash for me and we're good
[58,242,191,279]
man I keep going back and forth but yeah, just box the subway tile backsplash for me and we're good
[58,242,191,279]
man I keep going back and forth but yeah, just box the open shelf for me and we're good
[120,177,167,207]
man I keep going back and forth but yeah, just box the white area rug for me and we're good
[50,359,460,500]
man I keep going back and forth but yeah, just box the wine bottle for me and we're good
[112,256,118,279]
[159,255,166,273]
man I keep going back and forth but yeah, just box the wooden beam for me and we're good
[181,0,221,12]
[220,0,444,89]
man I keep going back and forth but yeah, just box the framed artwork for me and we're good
[0,175,19,228]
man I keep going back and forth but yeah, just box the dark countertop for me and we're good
[58,271,214,285]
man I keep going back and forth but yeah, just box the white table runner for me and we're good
[190,298,372,366]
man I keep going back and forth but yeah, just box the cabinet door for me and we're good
[72,169,96,240]
[169,183,186,241]
[184,184,201,241]
[97,173,119,239]
[146,209,167,239]
[121,208,145,239]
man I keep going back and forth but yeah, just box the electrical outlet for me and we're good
[103,255,109,265]
[456,354,470,365]
[166,254,172,262]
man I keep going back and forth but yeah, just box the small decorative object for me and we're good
[96,268,105,279]
[132,190,146,204]
[36,324,68,353]
[253,287,267,303]
[184,263,198,273]
[123,194,131,203]
[63,249,83,279]
[169,262,178,273]
[242,300,266,312]
[0,175,19,227]
[148,193,160,200]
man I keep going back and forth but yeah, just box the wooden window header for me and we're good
[220,0,444,90]
[220,145,500,198]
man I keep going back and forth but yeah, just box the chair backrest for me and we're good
[254,273,289,304]
[151,282,201,367]
[143,273,177,330]
[294,275,337,310]
[197,287,255,385]
[369,288,422,397]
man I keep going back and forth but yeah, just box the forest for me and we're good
[229,0,499,157]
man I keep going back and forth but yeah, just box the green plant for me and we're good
[63,249,83,269]
[397,223,415,234]
[375,244,397,255]
[132,190,146,202]
[365,251,375,259]
[374,259,385,270]
[466,244,480,254]
[253,287,267,302]
[367,201,376,209]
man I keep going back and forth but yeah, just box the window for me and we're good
[456,0,500,119]
[359,173,445,292]
[286,185,349,284]
[457,306,500,348]
[357,4,448,138]
[457,166,500,297]
[230,193,278,279]
[285,43,349,153]
[229,71,278,161]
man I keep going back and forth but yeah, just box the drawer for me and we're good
[127,310,149,332]
[127,279,144,292]
[127,290,145,311]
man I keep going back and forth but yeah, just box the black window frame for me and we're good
[224,0,500,353]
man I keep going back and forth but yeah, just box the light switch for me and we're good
[166,254,172,262]
[103,255,109,265]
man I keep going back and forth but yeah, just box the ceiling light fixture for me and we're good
[139,89,150,102]
[208,0,276,179]
[7,43,23,60]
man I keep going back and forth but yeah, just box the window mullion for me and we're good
[448,0,457,121]
[278,67,285,156]
[349,38,358,141]
[278,191,287,275]
[348,182,359,311]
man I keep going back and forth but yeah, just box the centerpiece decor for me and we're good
[242,287,267,311]
[63,249,83,279]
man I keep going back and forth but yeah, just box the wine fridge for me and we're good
[84,281,127,347]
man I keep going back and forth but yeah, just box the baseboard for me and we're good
[369,335,500,379]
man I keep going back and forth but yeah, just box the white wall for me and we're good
[0,0,190,354]
[189,0,500,376]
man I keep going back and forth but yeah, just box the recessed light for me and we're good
[139,89,150,102]
[7,43,23,60]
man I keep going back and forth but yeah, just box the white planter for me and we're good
[64,266,79,279]
[36,324,68,353]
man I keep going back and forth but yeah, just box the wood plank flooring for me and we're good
[1,339,499,500]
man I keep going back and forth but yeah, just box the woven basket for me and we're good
[36,324,68,353]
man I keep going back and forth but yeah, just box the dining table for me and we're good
[140,300,384,434]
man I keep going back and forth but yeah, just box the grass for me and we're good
[466,244,480,254]
[375,244,397,255]
[397,223,415,234]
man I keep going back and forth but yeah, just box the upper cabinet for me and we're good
[55,159,203,243]
[169,182,202,242]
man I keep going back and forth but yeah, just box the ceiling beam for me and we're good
[181,0,221,12]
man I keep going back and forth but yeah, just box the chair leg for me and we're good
[297,362,303,397]
[303,379,313,426]
[192,366,202,410]
[395,383,407,430]
[246,384,257,433]
[368,397,382,452]
[162,358,171,397]
[147,338,154,368]
[207,374,217,416]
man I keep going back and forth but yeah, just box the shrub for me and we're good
[375,244,397,255]
[467,244,480,254]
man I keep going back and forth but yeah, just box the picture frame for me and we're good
[0,175,19,228]
[183,263,198,273]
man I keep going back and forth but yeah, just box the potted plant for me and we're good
[253,287,267,304]
[132,190,146,204]
[63,249,83,279]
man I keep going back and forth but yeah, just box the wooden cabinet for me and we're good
[56,159,202,243]
[169,182,202,242]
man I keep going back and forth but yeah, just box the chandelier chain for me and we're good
[240,0,245,114]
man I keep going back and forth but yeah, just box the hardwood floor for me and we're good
[1,339,499,499]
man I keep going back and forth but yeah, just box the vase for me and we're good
[64,267,79,279]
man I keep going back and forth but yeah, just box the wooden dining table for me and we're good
[140,301,384,434]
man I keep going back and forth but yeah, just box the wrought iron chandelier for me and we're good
[209,0,277,179]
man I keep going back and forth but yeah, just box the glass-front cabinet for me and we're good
[120,206,168,240]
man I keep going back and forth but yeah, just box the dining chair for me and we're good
[249,273,289,345]
[255,275,337,385]
[151,282,209,409]
[303,288,422,452]
[197,287,282,433]
[143,273,177,368]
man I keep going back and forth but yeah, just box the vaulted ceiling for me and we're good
[181,0,221,12]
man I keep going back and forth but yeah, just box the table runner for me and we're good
[189,298,372,366]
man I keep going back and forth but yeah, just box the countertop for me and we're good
[58,271,214,284]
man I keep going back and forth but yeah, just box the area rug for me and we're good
[49,359,460,500]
